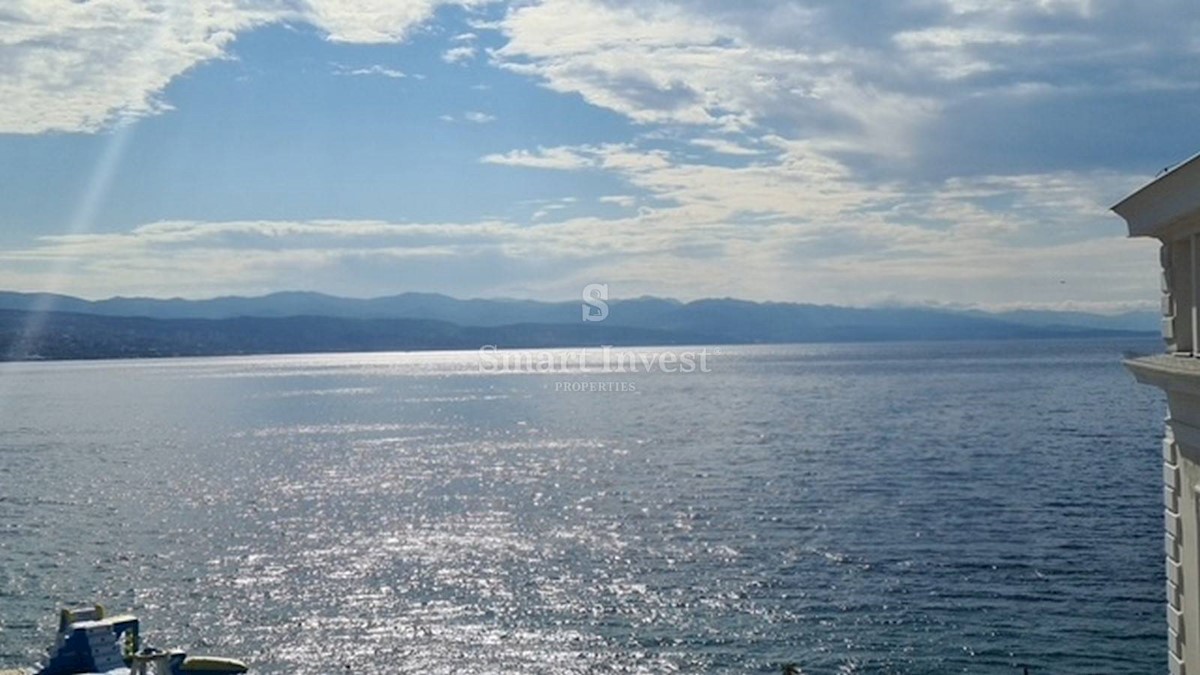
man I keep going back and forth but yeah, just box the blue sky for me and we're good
[1,0,1198,310]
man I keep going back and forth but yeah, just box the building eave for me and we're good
[1127,355,1200,394]
[1112,152,1200,240]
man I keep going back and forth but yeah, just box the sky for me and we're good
[1,0,1198,311]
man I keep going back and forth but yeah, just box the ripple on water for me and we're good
[0,339,1169,673]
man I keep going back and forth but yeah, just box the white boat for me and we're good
[1,605,248,675]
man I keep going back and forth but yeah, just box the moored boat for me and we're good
[0,605,247,675]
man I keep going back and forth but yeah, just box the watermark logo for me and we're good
[582,283,609,322]
[476,284,720,393]
[478,345,715,374]
[554,381,637,393]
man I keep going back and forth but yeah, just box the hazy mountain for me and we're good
[0,290,1157,361]
[0,291,583,324]
[0,290,1159,331]
[964,308,1160,333]
[0,310,700,361]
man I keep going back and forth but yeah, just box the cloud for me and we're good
[438,111,496,123]
[892,27,1031,79]
[491,0,938,156]
[0,149,1160,310]
[2,0,1188,309]
[332,64,407,78]
[1,0,247,133]
[474,135,1159,305]
[443,28,480,63]
[305,0,471,43]
[443,45,478,64]
[481,146,597,170]
[12,0,1196,173]
[485,139,871,224]
[688,137,762,156]
[491,0,1200,169]
[464,0,1188,306]
[599,195,637,208]
[0,0,481,134]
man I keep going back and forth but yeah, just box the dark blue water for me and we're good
[0,339,1168,673]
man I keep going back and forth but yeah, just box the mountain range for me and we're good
[0,290,1158,361]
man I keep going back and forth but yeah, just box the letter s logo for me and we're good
[582,283,609,322]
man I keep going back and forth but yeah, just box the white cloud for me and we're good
[442,44,478,64]
[599,195,637,208]
[0,147,1159,309]
[0,0,1185,309]
[492,0,937,156]
[332,64,407,78]
[481,146,597,170]
[941,0,1096,18]
[892,27,1030,79]
[438,111,496,123]
[490,0,1199,165]
[303,0,487,44]
[466,0,1183,307]
[0,0,479,133]
[463,110,496,123]
[477,133,1161,306]
[490,139,871,224]
[688,137,762,156]
[0,0,249,133]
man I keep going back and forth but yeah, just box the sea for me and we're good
[0,338,1170,674]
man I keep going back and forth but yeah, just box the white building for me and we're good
[1115,153,1200,675]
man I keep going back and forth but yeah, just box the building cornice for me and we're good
[1127,355,1200,393]
[1113,153,1200,239]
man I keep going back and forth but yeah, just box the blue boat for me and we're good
[0,605,248,675]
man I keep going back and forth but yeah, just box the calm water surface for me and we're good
[0,339,1168,673]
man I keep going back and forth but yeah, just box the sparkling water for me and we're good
[0,339,1167,673]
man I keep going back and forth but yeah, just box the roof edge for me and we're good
[1113,151,1200,239]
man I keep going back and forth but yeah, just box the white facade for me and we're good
[1115,152,1200,675]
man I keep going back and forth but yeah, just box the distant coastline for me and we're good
[0,290,1157,362]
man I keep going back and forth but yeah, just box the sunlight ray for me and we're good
[5,122,136,363]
